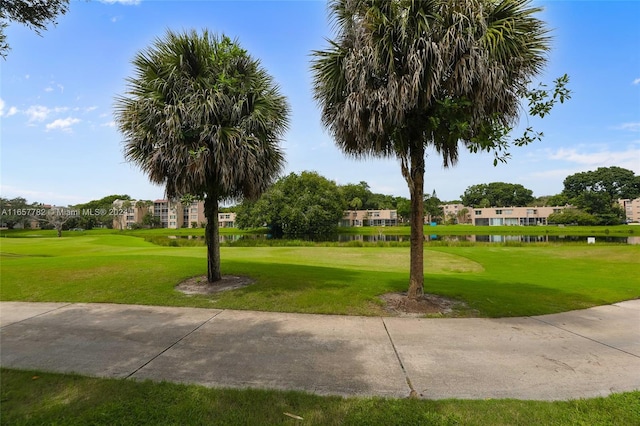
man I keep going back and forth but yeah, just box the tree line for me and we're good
[5,165,636,235]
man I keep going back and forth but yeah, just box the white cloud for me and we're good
[100,0,141,4]
[618,122,640,132]
[101,121,116,127]
[25,105,51,122]
[46,117,81,132]
[548,147,640,173]
[25,105,71,122]
[633,78,640,85]
[45,87,54,92]
[0,99,19,117]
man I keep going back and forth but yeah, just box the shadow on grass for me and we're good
[217,258,615,318]
[422,274,610,318]
[205,260,396,315]
[207,260,617,317]
[220,260,367,291]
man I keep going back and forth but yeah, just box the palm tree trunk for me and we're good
[407,143,425,300]
[204,193,222,283]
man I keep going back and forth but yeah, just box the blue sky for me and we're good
[1,0,638,206]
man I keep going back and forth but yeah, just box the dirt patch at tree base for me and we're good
[379,292,478,317]
[176,275,254,295]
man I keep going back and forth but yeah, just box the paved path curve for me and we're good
[1,300,638,400]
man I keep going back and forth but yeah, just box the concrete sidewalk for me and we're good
[1,300,638,400]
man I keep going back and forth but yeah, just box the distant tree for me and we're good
[0,0,69,58]
[37,207,76,237]
[548,209,598,226]
[135,200,153,209]
[562,167,640,201]
[115,30,288,283]
[74,194,131,229]
[142,212,161,229]
[0,197,36,228]
[532,194,569,207]
[312,0,569,299]
[236,171,344,237]
[338,181,401,210]
[561,167,637,224]
[395,197,411,223]
[348,197,363,210]
[339,182,372,209]
[461,182,534,207]
[367,193,397,210]
[424,191,443,224]
[456,207,471,224]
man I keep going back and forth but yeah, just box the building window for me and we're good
[475,210,482,215]
[495,210,502,215]
[504,209,513,215]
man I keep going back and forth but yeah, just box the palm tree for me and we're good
[115,30,289,283]
[312,0,552,299]
[457,208,470,224]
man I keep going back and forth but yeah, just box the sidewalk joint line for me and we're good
[126,310,224,379]
[0,302,73,329]
[382,318,417,398]
[529,316,640,359]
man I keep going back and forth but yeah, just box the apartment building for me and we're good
[154,199,208,229]
[341,209,398,227]
[441,203,471,224]
[112,199,151,230]
[618,198,640,223]
[112,199,238,229]
[218,212,236,228]
[471,206,565,226]
[183,201,207,228]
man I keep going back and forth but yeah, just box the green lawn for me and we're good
[2,369,638,426]
[1,233,637,317]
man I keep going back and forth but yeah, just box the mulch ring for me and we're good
[176,275,254,295]
[379,292,478,317]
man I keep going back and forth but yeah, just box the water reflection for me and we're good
[168,234,635,244]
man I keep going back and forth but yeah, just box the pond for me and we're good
[168,234,637,244]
